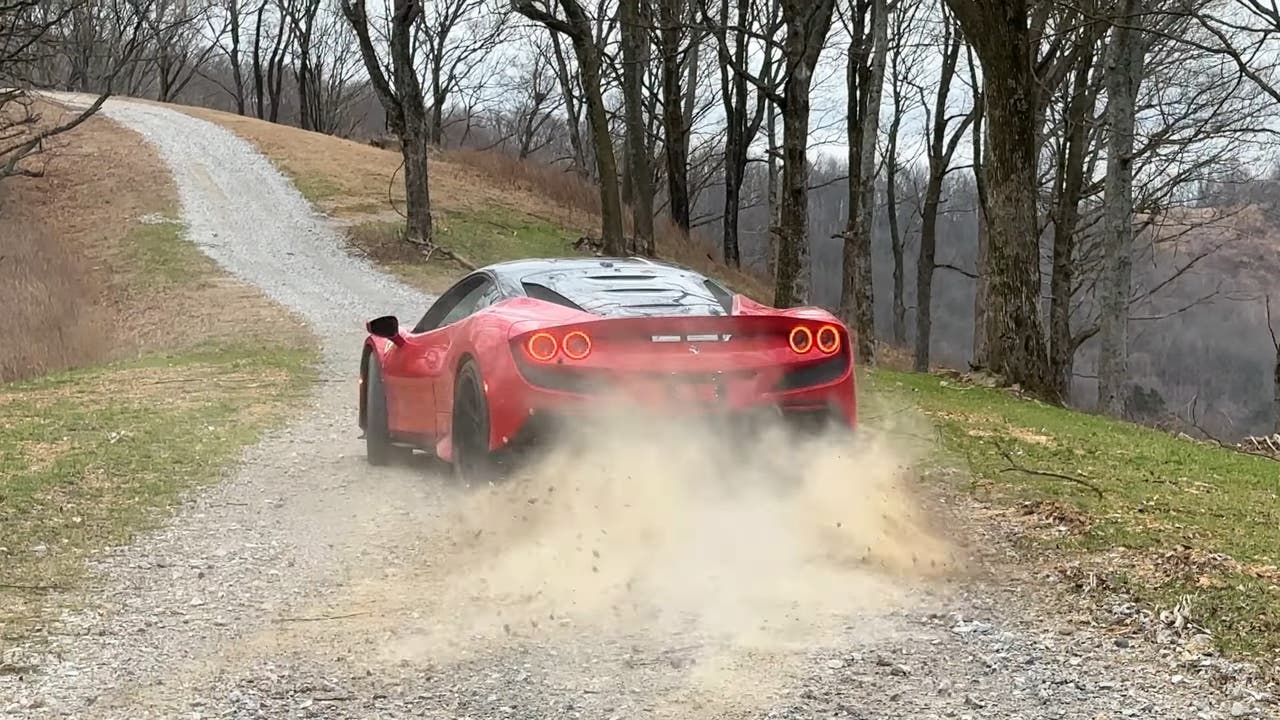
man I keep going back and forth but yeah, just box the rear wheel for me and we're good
[451,360,498,485]
[364,360,394,466]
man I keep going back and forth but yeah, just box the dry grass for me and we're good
[0,346,314,629]
[0,101,308,383]
[175,103,774,301]
[0,100,318,637]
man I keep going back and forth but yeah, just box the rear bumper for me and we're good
[485,352,857,451]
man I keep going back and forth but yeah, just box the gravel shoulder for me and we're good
[2,97,1276,720]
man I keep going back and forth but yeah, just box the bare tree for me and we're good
[547,30,589,175]
[1096,0,1148,414]
[702,0,779,267]
[300,0,369,135]
[211,0,249,113]
[341,0,434,246]
[1268,295,1280,435]
[620,0,655,254]
[1,0,147,182]
[418,0,510,146]
[911,4,972,372]
[840,0,888,364]
[516,0,625,255]
[1046,22,1098,396]
[251,0,294,121]
[943,0,1054,396]
[656,0,692,233]
[774,0,838,306]
[147,0,221,102]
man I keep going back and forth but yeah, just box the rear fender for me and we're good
[359,336,394,430]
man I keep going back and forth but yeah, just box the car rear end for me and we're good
[488,314,857,450]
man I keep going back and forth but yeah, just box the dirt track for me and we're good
[2,96,1275,720]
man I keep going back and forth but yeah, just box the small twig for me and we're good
[861,404,914,423]
[273,611,370,623]
[994,440,1104,499]
[0,583,64,593]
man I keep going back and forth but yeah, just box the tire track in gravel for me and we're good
[4,96,1277,720]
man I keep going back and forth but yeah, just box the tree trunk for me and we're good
[970,108,988,367]
[774,0,837,308]
[621,0,654,255]
[430,83,445,146]
[887,154,905,347]
[948,0,1051,396]
[1274,348,1280,435]
[1097,0,1145,415]
[717,0,746,267]
[766,98,779,276]
[659,0,690,234]
[914,21,968,373]
[915,171,943,371]
[229,0,246,115]
[1048,50,1092,399]
[252,0,266,119]
[980,67,1050,394]
[582,48,626,254]
[549,33,588,177]
[342,0,432,245]
[840,0,886,363]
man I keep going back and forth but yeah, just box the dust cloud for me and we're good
[362,399,965,675]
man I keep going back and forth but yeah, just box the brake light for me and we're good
[788,325,813,354]
[526,332,558,361]
[562,330,591,360]
[816,324,841,354]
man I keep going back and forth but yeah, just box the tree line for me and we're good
[5,0,1280,436]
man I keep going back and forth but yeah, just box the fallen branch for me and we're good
[994,440,1104,499]
[403,233,476,271]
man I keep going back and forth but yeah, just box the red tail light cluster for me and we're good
[524,330,592,362]
[790,323,842,355]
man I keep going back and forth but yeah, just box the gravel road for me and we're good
[3,97,1276,720]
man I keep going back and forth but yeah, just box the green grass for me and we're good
[126,218,215,285]
[0,344,317,629]
[347,206,576,295]
[293,173,341,204]
[436,206,576,264]
[866,369,1280,655]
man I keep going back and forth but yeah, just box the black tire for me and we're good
[451,360,498,485]
[364,360,394,466]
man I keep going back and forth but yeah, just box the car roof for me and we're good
[483,256,734,317]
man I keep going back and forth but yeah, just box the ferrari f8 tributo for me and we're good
[359,257,857,478]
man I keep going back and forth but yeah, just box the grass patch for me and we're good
[346,208,576,295]
[125,218,215,286]
[292,172,342,204]
[0,344,317,631]
[437,207,576,264]
[867,368,1280,656]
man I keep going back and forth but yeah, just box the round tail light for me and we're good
[562,330,592,360]
[816,325,841,354]
[788,325,813,354]
[526,332,558,361]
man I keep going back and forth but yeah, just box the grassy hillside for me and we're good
[176,104,773,300]
[869,370,1280,657]
[95,100,1280,667]
[0,102,318,635]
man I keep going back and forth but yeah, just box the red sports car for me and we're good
[359,257,857,479]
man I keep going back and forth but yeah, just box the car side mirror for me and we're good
[367,315,402,343]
